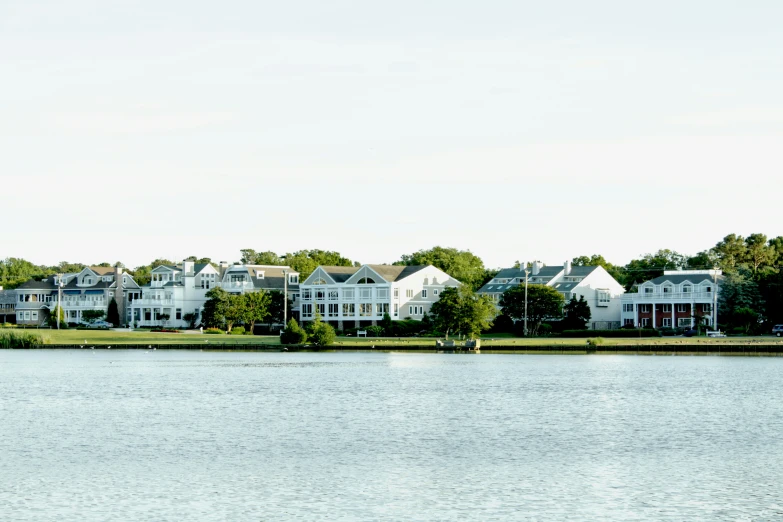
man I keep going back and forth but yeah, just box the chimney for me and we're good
[564,260,572,276]
[183,259,195,276]
[532,261,541,276]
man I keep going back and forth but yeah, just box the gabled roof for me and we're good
[366,265,428,282]
[567,266,599,277]
[648,274,718,285]
[16,278,57,290]
[316,266,360,283]
[89,266,115,276]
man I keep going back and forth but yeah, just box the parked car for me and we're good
[91,320,114,329]
[772,324,783,337]
[683,329,697,337]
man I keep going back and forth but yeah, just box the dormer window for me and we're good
[256,270,265,279]
[683,285,691,293]
[644,287,653,294]
[288,274,299,284]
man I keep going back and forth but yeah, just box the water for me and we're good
[1,350,782,521]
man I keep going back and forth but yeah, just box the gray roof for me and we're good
[16,278,56,290]
[318,266,360,283]
[315,264,436,284]
[0,290,16,305]
[648,274,719,285]
[552,282,579,292]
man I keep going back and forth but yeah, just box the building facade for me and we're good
[299,264,461,329]
[478,261,626,329]
[15,266,139,326]
[127,261,300,329]
[620,270,721,329]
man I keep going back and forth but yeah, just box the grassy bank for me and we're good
[8,328,783,349]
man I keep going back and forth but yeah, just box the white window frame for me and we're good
[677,304,687,313]
[662,318,672,327]
[422,289,428,298]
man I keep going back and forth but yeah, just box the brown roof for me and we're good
[89,266,115,276]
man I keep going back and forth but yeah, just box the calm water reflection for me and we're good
[1,350,782,521]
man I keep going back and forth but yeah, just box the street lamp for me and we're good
[56,273,64,330]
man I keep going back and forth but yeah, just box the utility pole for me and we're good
[713,269,719,332]
[523,266,530,336]
[56,273,63,330]
[282,270,289,330]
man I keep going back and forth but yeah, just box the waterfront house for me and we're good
[620,270,721,329]
[15,266,140,326]
[127,260,300,329]
[299,264,461,329]
[477,261,625,329]
[0,286,16,323]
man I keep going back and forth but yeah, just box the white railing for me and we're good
[623,291,714,301]
[130,299,176,306]
[220,281,255,291]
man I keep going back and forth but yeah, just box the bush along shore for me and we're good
[0,331,48,349]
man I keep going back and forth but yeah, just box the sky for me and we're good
[2,0,782,270]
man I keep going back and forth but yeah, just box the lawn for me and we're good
[14,328,783,348]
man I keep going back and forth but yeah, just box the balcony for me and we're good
[220,281,255,292]
[623,291,714,301]
[130,299,176,306]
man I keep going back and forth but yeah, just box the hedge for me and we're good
[561,329,659,338]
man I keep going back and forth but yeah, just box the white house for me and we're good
[478,261,625,329]
[127,260,300,329]
[15,266,140,326]
[620,270,721,329]
[299,264,461,329]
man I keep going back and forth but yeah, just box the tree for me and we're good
[744,233,775,274]
[623,250,687,290]
[240,249,283,265]
[429,286,496,339]
[201,287,231,329]
[500,284,564,336]
[107,298,120,326]
[718,269,764,330]
[183,312,198,329]
[267,290,293,326]
[281,250,354,281]
[130,258,176,286]
[241,290,271,334]
[0,257,53,289]
[395,246,489,291]
[733,307,760,335]
[562,295,591,330]
[281,318,308,344]
[46,305,67,328]
[380,312,393,335]
[307,312,336,346]
[712,234,747,273]
[81,310,105,324]
[56,261,86,273]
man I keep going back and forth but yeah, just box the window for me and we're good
[357,277,376,284]
[662,318,672,327]
[641,318,650,327]
[394,303,399,316]
[176,308,182,320]
[377,288,388,299]
[316,304,325,315]
[683,285,691,293]
[406,289,414,298]
[644,287,653,294]
[329,290,339,300]
[312,278,327,285]
[342,303,355,316]
[705,286,712,292]
[359,303,373,316]
[421,289,428,298]
[433,289,439,296]
[256,271,264,279]
[289,274,299,284]
[376,303,389,315]
[663,286,672,294]
[328,303,339,317]
[597,290,610,306]
[640,304,651,313]
[315,289,325,300]
[302,304,313,318]
[678,318,692,327]
[703,303,712,313]
[408,305,423,316]
[343,288,355,300]
[359,288,371,300]
[394,288,399,298]
[677,304,688,313]
[302,289,311,300]
[624,318,634,326]
[623,303,634,312]
[31,311,38,320]
[662,304,672,313]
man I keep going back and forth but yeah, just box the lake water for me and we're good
[1,350,782,521]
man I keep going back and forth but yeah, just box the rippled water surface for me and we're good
[2,350,783,521]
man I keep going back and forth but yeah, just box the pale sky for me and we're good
[2,1,782,270]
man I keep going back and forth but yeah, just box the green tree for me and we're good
[267,290,293,326]
[56,261,86,273]
[201,287,231,329]
[241,290,272,334]
[130,258,176,286]
[718,269,764,330]
[622,249,687,290]
[0,257,53,289]
[281,318,308,344]
[744,233,775,274]
[107,298,120,326]
[307,312,336,346]
[500,284,564,336]
[429,286,496,339]
[395,246,489,291]
[712,234,747,273]
[282,250,354,281]
[562,295,591,330]
[380,312,393,335]
[81,310,105,324]
[733,307,760,334]
[46,305,67,328]
[240,249,283,265]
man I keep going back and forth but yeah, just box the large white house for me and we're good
[15,266,140,326]
[127,260,300,329]
[478,261,625,329]
[620,270,721,329]
[299,264,461,329]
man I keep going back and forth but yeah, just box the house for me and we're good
[127,260,300,329]
[620,270,721,329]
[0,286,16,324]
[15,266,140,326]
[478,260,625,329]
[299,264,461,329]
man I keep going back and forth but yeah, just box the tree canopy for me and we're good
[428,286,496,339]
[395,246,490,291]
[500,284,564,336]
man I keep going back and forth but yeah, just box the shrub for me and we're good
[364,325,385,337]
[230,326,246,335]
[204,328,225,335]
[562,329,658,338]
[0,331,47,348]
[308,315,336,347]
[281,319,307,344]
